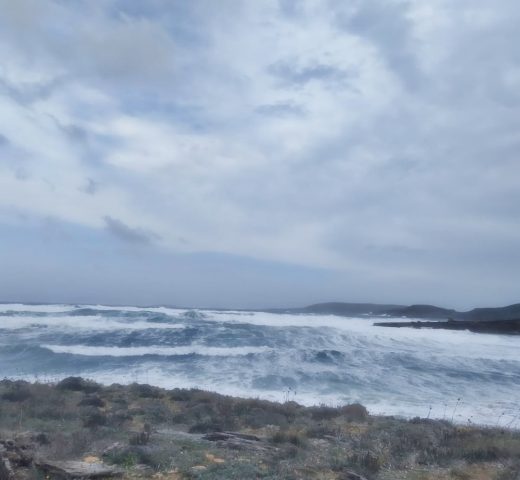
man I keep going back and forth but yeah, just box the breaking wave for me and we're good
[41,344,272,357]
[0,303,518,427]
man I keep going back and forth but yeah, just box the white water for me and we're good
[0,303,518,427]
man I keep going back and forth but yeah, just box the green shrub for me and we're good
[341,403,368,422]
[57,377,100,393]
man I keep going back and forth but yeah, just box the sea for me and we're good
[0,303,518,427]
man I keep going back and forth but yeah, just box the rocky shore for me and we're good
[0,378,519,479]
[374,319,520,335]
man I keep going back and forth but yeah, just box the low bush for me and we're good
[82,411,107,428]
[57,377,100,393]
[270,429,307,447]
[2,388,32,402]
[130,383,162,399]
[78,394,105,408]
[341,403,369,421]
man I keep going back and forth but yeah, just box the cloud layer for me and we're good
[1,0,519,308]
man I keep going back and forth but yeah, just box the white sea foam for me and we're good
[0,315,185,331]
[0,303,76,313]
[0,303,190,317]
[1,304,519,428]
[75,304,190,316]
[41,344,272,357]
[34,363,517,427]
[198,310,520,361]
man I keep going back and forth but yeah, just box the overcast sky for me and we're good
[1,0,519,309]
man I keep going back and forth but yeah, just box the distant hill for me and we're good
[382,304,458,319]
[299,302,405,316]
[462,303,520,321]
[292,302,520,322]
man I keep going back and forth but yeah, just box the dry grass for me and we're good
[0,379,518,480]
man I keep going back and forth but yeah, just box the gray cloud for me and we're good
[14,168,29,181]
[268,61,349,86]
[255,102,305,117]
[330,0,421,89]
[82,178,99,195]
[0,0,519,307]
[0,76,65,105]
[104,217,158,245]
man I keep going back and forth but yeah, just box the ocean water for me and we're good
[0,303,519,427]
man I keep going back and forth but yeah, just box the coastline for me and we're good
[374,318,520,335]
[1,378,519,480]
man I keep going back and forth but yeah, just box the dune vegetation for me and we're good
[0,378,519,479]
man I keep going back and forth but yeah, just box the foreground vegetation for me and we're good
[0,378,519,479]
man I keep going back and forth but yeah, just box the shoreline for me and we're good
[2,373,514,430]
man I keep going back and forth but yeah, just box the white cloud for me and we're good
[0,0,519,305]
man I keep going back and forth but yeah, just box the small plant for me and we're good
[270,429,307,447]
[82,411,107,428]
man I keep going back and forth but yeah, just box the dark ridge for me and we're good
[274,302,406,316]
[291,302,520,322]
[463,303,520,321]
[382,304,459,319]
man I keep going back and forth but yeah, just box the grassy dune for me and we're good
[0,378,519,479]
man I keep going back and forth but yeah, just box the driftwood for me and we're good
[203,431,260,442]
[202,431,275,452]
[339,471,368,480]
[36,460,123,479]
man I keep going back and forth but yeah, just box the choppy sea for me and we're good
[0,303,518,427]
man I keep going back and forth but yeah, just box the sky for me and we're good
[0,0,519,309]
